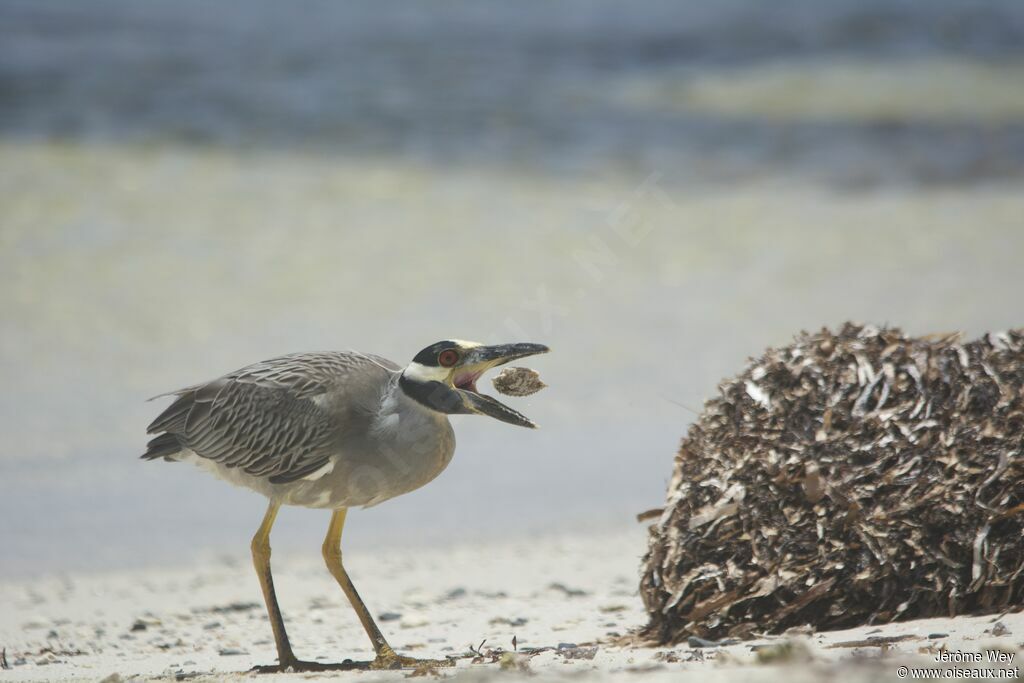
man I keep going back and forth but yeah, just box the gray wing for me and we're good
[144,351,399,484]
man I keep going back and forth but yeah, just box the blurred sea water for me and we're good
[2,0,1023,577]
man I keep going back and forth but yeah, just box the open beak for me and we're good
[452,343,549,428]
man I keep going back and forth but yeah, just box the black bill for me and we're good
[456,342,549,428]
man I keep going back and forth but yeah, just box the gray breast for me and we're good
[287,392,456,509]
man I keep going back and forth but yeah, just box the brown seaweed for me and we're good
[639,323,1024,644]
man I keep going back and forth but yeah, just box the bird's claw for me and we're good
[251,658,368,674]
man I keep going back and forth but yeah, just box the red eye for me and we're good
[438,349,459,367]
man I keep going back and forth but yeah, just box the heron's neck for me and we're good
[398,372,464,415]
[371,374,451,443]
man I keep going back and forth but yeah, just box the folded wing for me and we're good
[143,352,398,484]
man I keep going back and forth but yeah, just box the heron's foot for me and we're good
[251,658,369,674]
[371,650,454,670]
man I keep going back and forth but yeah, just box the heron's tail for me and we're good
[141,432,183,461]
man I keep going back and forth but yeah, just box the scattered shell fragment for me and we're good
[492,367,547,397]
[640,323,1024,645]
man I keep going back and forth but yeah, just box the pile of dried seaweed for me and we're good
[640,323,1024,644]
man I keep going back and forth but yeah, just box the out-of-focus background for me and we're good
[2,0,1023,578]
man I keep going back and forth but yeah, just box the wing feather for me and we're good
[144,351,399,484]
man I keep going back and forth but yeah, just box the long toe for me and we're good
[251,658,370,674]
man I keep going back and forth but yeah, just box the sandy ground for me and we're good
[3,529,1024,683]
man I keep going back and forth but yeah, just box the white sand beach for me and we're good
[3,528,1022,683]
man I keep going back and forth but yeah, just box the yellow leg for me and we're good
[322,509,451,670]
[251,501,298,667]
[250,502,366,674]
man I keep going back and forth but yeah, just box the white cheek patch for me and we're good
[403,362,450,383]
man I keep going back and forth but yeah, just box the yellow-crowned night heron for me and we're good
[143,340,549,672]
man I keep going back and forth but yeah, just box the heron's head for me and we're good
[399,340,549,428]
